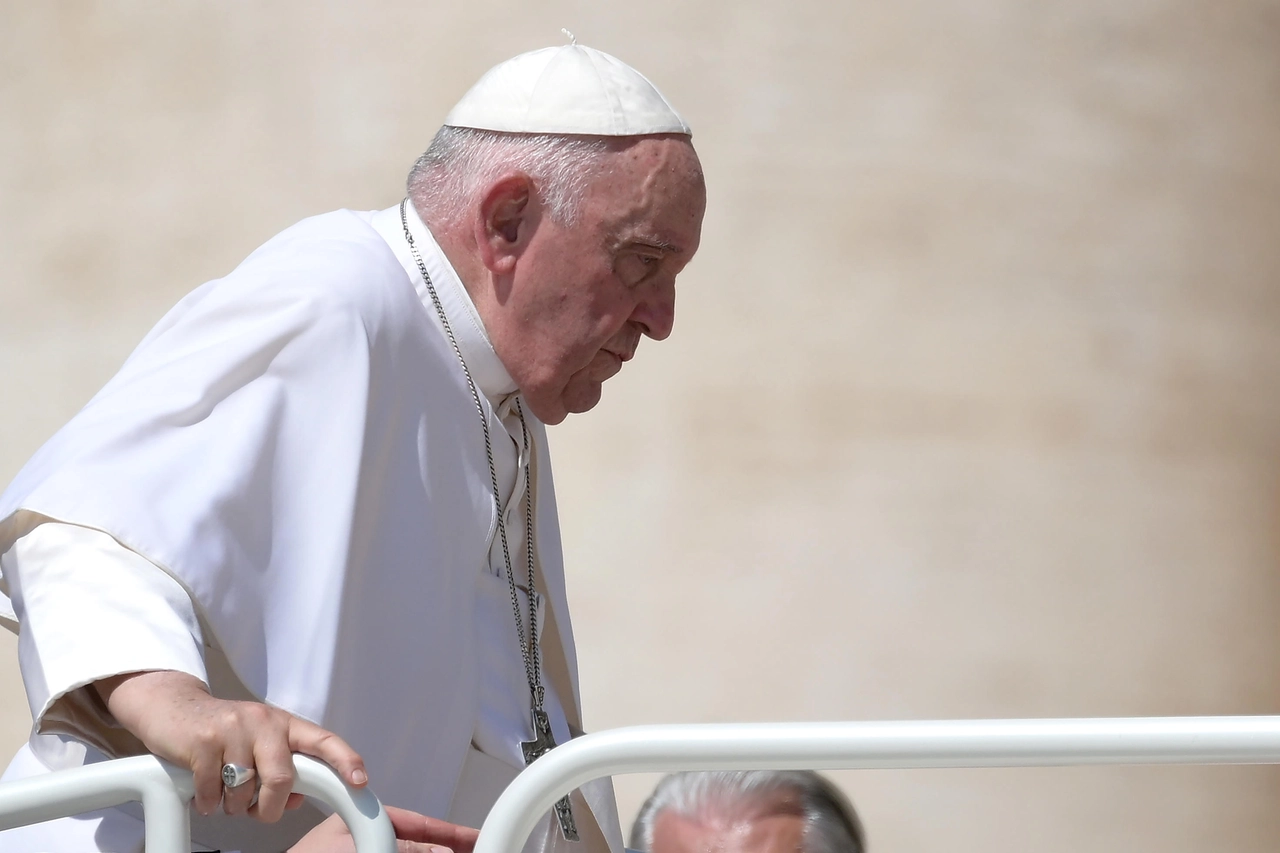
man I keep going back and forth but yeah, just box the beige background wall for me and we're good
[2,2,1279,850]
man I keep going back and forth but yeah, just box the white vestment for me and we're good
[0,203,622,853]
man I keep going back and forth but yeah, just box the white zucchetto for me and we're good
[444,44,692,138]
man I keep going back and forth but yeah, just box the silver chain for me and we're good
[400,199,544,712]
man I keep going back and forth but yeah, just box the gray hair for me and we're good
[406,126,619,229]
[630,770,866,853]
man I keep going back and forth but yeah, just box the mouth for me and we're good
[604,348,634,363]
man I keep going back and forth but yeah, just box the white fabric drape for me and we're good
[0,203,622,853]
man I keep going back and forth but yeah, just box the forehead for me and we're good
[584,136,706,249]
[650,809,807,853]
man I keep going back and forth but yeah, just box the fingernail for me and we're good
[352,768,367,785]
[430,846,453,853]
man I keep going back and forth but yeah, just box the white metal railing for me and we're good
[474,716,1280,853]
[2,717,1280,852]
[0,753,394,852]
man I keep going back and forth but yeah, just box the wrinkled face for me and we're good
[649,806,808,853]
[491,136,706,424]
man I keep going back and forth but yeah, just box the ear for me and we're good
[475,173,536,275]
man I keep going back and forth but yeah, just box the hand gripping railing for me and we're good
[473,715,1280,853]
[0,753,395,852]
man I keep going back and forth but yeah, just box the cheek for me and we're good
[560,289,629,359]
[519,258,631,380]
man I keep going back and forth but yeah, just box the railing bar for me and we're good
[3,718,1279,853]
[473,716,1280,853]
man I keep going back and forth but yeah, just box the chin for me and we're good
[538,407,570,426]
[561,386,604,420]
[523,396,568,425]
[525,379,603,424]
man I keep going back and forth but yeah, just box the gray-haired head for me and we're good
[407,43,694,232]
[406,127,626,230]
[630,770,866,853]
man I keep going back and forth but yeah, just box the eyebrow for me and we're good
[613,234,683,255]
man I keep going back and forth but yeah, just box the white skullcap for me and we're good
[444,44,692,137]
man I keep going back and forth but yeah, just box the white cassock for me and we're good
[0,202,624,853]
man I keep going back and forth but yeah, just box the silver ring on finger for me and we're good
[222,763,257,789]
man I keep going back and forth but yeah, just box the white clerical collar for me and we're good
[369,202,518,404]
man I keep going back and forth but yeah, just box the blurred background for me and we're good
[2,2,1279,850]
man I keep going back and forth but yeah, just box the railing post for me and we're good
[142,760,194,852]
[0,754,395,852]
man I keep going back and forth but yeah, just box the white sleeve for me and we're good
[1,520,208,745]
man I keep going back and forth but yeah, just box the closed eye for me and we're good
[614,252,663,286]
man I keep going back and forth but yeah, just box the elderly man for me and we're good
[0,42,705,853]
[630,771,866,853]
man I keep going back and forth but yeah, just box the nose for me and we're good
[632,279,676,341]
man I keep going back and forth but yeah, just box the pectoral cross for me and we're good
[522,709,580,841]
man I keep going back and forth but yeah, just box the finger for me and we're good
[285,792,305,810]
[189,734,226,817]
[399,843,455,853]
[451,826,479,853]
[386,807,480,852]
[442,824,478,853]
[219,752,259,817]
[248,727,298,823]
[288,717,367,788]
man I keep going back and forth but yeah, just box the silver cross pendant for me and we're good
[521,709,580,841]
